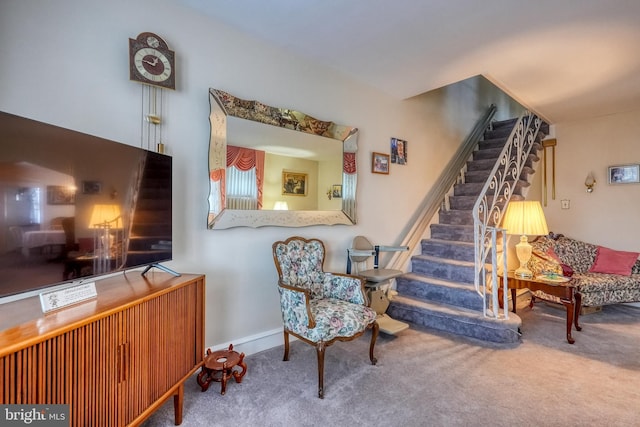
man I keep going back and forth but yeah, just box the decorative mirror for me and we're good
[207,89,358,229]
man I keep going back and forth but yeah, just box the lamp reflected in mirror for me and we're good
[89,204,123,273]
[273,201,289,210]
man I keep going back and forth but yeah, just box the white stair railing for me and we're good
[472,111,543,318]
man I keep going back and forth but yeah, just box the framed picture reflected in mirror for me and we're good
[282,171,308,196]
[331,184,342,198]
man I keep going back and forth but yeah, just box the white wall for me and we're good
[541,110,640,251]
[0,0,526,352]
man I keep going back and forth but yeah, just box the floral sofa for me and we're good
[529,233,640,307]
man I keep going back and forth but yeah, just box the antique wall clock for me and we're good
[129,32,175,90]
[129,32,176,153]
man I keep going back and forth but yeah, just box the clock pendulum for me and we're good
[128,32,176,153]
[142,84,165,152]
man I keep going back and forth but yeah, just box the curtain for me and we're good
[343,152,357,218]
[209,168,226,212]
[225,145,265,209]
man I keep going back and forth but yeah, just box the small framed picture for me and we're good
[608,164,639,184]
[82,180,102,195]
[391,137,407,165]
[331,184,342,198]
[282,171,308,196]
[372,152,390,174]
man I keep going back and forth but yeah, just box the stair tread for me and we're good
[441,207,473,213]
[391,295,521,327]
[433,223,473,229]
[400,272,476,290]
[393,295,478,315]
[491,118,518,127]
[411,253,475,267]
[481,137,508,144]
[424,238,474,248]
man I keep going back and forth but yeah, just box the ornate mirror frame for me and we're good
[207,88,358,229]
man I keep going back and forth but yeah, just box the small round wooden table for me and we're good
[196,344,247,395]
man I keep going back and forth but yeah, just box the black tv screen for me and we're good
[0,111,172,299]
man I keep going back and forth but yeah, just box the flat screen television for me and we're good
[0,111,173,300]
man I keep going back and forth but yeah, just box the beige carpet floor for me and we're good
[144,300,640,427]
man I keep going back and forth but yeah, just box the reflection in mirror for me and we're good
[207,89,358,229]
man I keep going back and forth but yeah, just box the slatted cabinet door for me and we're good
[120,280,204,425]
[0,312,121,424]
[0,273,205,427]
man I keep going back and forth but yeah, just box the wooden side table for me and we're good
[196,344,247,395]
[500,272,582,344]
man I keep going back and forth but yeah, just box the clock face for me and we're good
[129,33,176,90]
[134,48,172,83]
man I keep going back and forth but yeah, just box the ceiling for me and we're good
[181,0,640,124]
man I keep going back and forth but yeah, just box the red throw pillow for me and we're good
[589,246,640,276]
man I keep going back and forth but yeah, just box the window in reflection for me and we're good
[225,145,264,210]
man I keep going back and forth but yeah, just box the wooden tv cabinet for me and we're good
[0,272,205,426]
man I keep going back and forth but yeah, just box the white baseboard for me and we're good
[208,327,294,356]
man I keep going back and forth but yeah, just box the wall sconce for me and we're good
[326,188,332,200]
[585,173,596,193]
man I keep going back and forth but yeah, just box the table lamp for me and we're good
[89,204,123,272]
[501,200,549,278]
[89,204,122,230]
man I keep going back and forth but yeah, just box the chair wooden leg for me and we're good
[316,342,326,399]
[369,321,379,365]
[283,330,290,361]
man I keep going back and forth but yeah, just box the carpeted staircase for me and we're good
[387,118,546,344]
[124,152,173,268]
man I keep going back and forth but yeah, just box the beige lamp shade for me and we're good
[273,201,289,210]
[502,201,549,236]
[501,201,549,278]
[89,204,123,229]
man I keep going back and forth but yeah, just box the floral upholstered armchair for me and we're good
[272,236,379,398]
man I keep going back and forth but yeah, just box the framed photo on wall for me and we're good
[608,164,639,184]
[282,171,308,196]
[390,137,407,164]
[372,152,390,174]
[47,185,76,205]
[82,180,102,195]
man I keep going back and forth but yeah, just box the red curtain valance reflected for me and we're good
[228,145,260,171]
